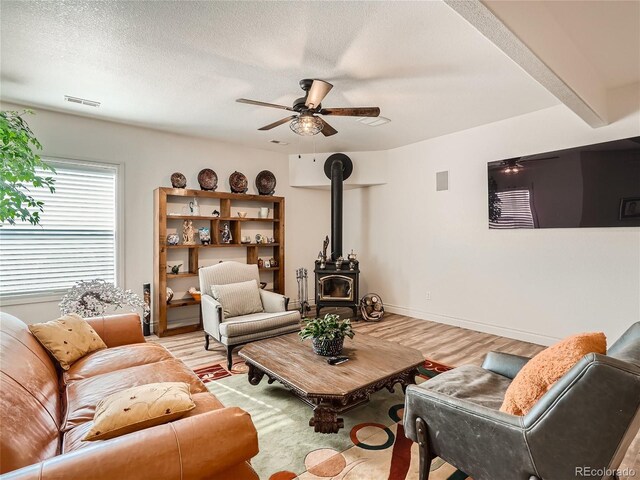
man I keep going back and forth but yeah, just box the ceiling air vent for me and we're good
[270,140,289,145]
[356,116,390,127]
[64,95,101,107]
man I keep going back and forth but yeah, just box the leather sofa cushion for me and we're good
[85,382,196,441]
[62,392,224,453]
[211,280,264,318]
[220,310,301,338]
[64,342,174,384]
[0,373,60,474]
[63,358,208,431]
[28,314,107,370]
[0,316,61,429]
[416,364,512,410]
[501,331,607,415]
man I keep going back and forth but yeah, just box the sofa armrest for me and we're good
[85,314,144,348]
[482,351,531,379]
[2,407,258,480]
[202,294,223,339]
[522,353,640,479]
[403,384,532,479]
[259,289,288,313]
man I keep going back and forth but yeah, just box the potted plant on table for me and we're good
[299,313,355,356]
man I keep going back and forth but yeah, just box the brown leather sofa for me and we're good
[0,312,259,479]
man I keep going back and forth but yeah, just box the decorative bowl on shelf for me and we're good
[166,233,179,246]
[188,287,201,302]
[229,171,248,194]
[197,169,218,191]
[237,211,248,218]
[166,287,174,304]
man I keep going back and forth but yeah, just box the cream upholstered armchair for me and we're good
[199,261,301,369]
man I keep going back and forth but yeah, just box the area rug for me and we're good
[194,360,470,480]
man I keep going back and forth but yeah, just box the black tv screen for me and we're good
[488,136,640,229]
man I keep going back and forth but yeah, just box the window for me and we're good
[0,159,119,301]
[489,189,536,229]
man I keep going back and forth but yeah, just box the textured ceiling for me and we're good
[0,1,559,153]
[535,1,640,89]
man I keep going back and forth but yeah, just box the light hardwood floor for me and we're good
[152,311,639,477]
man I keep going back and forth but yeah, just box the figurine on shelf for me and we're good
[336,256,344,270]
[198,227,211,245]
[189,198,200,216]
[212,209,220,218]
[168,264,182,274]
[182,220,196,245]
[258,258,264,268]
[221,224,232,244]
[269,257,278,267]
[318,252,326,270]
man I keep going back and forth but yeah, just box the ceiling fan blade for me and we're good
[320,107,380,117]
[305,80,333,109]
[319,118,338,136]
[258,115,297,131]
[237,98,294,111]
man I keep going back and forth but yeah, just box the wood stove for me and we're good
[315,262,359,317]
[315,153,360,317]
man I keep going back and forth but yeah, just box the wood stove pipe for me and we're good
[324,153,353,261]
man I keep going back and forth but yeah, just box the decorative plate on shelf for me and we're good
[229,171,248,193]
[170,172,187,189]
[198,169,218,191]
[255,170,276,195]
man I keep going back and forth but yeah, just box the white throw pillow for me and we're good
[211,280,263,318]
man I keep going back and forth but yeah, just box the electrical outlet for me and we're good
[426,291,431,300]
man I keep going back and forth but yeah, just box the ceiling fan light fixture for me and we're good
[290,113,323,136]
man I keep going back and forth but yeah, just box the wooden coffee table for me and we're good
[239,332,424,433]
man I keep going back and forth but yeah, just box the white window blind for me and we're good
[0,160,118,299]
[489,189,535,229]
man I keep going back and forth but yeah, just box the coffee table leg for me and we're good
[247,363,265,386]
[309,402,344,434]
[401,368,418,393]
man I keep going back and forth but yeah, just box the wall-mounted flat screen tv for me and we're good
[488,136,640,229]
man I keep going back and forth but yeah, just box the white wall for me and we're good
[289,151,387,189]
[3,100,639,346]
[344,104,640,345]
[0,103,329,323]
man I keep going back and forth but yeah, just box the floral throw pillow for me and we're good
[28,313,107,370]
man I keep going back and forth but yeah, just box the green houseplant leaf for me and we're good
[299,313,355,341]
[1,110,56,226]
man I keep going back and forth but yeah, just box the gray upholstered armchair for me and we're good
[199,261,301,369]
[404,322,640,480]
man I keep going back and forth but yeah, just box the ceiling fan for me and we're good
[236,79,380,137]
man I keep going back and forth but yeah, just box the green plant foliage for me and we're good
[299,313,355,341]
[1,110,55,226]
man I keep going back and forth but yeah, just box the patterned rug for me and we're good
[193,360,470,480]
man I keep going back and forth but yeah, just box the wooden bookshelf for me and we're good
[153,187,285,337]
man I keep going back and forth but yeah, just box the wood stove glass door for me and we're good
[318,275,354,301]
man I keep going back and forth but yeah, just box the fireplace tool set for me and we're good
[296,267,310,316]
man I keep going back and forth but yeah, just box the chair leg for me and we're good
[204,333,210,351]
[416,417,432,480]
[226,346,234,370]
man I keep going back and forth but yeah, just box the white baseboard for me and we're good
[385,303,560,346]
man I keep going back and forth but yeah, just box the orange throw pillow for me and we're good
[500,332,606,416]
